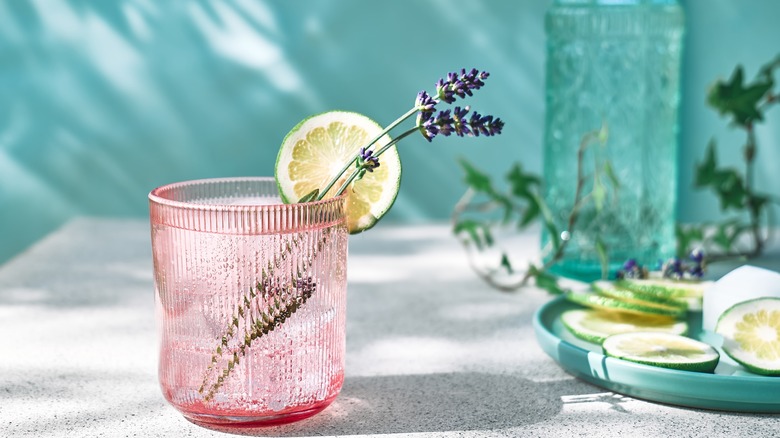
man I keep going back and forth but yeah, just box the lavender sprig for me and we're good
[313,68,502,202]
[198,229,332,400]
[421,106,504,142]
[435,68,490,104]
[201,275,317,401]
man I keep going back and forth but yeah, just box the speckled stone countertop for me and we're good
[1,218,778,437]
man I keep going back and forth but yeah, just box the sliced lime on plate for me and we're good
[616,278,712,311]
[602,332,720,373]
[275,111,402,234]
[616,278,712,298]
[561,309,688,344]
[592,281,688,313]
[716,297,780,376]
[566,291,685,318]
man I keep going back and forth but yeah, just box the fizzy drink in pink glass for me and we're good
[149,177,348,427]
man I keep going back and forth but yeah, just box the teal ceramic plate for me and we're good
[533,296,780,412]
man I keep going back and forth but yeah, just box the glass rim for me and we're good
[148,177,346,235]
[148,176,345,211]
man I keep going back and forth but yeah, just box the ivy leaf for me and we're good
[528,265,566,295]
[519,196,541,227]
[497,196,515,225]
[676,224,704,258]
[713,169,747,211]
[695,141,747,211]
[506,163,541,200]
[458,158,495,195]
[499,253,513,274]
[695,140,718,187]
[453,219,493,250]
[707,65,772,127]
[505,163,542,226]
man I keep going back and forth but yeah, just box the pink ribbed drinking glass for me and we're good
[149,177,348,427]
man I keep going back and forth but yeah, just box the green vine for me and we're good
[456,56,780,294]
[452,124,615,294]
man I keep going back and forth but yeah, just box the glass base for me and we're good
[179,394,338,428]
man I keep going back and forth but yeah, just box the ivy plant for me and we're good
[452,124,613,294]
[679,55,780,259]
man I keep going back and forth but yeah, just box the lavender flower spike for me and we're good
[688,248,706,278]
[435,68,491,104]
[468,111,504,137]
[662,257,684,280]
[419,106,503,142]
[415,91,437,121]
[358,147,380,172]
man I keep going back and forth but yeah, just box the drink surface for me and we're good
[152,221,348,423]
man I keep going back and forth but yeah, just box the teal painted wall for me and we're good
[0,0,778,264]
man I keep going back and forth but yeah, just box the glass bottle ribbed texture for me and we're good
[149,177,348,426]
[542,0,684,280]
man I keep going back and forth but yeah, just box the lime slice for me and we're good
[593,281,688,312]
[566,291,685,318]
[715,297,780,376]
[603,332,720,373]
[561,309,688,344]
[616,279,712,298]
[275,111,402,233]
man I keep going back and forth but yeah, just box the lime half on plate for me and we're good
[716,297,780,376]
[275,111,402,234]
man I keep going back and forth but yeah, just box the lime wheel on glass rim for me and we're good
[275,111,402,234]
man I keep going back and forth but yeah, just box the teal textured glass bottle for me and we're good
[542,0,684,280]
